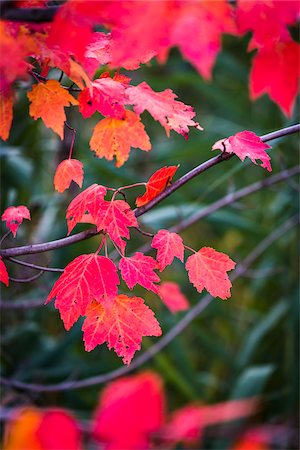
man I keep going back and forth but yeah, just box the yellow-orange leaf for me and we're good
[27,80,78,139]
[89,110,151,167]
[0,91,13,141]
[3,408,43,450]
[69,59,92,91]
[54,158,84,193]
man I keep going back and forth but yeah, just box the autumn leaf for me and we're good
[92,372,165,449]
[136,165,179,207]
[126,82,203,138]
[3,408,43,450]
[151,229,184,271]
[54,159,84,193]
[94,199,138,253]
[119,252,160,294]
[27,80,78,139]
[68,58,92,91]
[186,247,235,299]
[158,282,189,314]
[84,32,112,76]
[233,427,272,450]
[83,295,162,364]
[0,256,9,287]
[0,91,13,141]
[46,254,119,330]
[1,205,31,237]
[212,130,272,172]
[89,110,151,167]
[79,77,126,119]
[66,184,107,234]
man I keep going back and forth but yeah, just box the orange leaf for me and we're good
[136,165,179,207]
[46,254,119,330]
[186,247,235,299]
[0,256,9,287]
[1,205,31,237]
[68,59,92,91]
[27,80,78,139]
[89,110,151,167]
[0,91,13,141]
[158,282,189,313]
[83,295,162,364]
[3,408,43,450]
[54,159,84,193]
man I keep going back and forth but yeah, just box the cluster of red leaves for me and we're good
[1,0,298,155]
[3,371,262,450]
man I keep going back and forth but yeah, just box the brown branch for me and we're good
[1,214,297,392]
[0,125,299,259]
[0,5,59,22]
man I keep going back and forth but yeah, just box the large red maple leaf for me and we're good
[186,247,235,300]
[46,254,119,330]
[83,295,162,364]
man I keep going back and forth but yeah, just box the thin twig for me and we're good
[9,271,44,283]
[1,215,297,392]
[0,125,299,259]
[8,257,63,273]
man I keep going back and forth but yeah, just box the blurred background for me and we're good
[1,30,299,449]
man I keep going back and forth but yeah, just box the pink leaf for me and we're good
[0,256,9,286]
[1,205,31,237]
[186,247,235,300]
[152,229,184,271]
[158,282,189,313]
[212,130,272,172]
[119,252,160,294]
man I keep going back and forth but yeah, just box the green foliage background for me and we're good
[1,33,299,448]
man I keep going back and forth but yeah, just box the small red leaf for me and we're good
[136,165,179,207]
[212,130,272,172]
[37,410,82,450]
[158,282,189,313]
[151,229,184,271]
[0,256,9,286]
[119,252,160,294]
[54,159,84,193]
[186,247,235,300]
[1,205,31,237]
[66,184,107,234]
[46,254,119,330]
[83,295,162,364]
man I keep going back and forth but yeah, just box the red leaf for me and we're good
[119,252,160,294]
[83,295,162,364]
[126,82,203,138]
[186,247,235,300]
[79,78,126,119]
[89,110,151,167]
[233,427,272,450]
[250,38,300,117]
[66,184,107,234]
[46,254,119,330]
[27,80,78,139]
[94,199,138,253]
[0,256,9,287]
[151,229,184,271]
[136,165,179,207]
[92,372,165,449]
[212,130,272,172]
[158,282,189,314]
[84,32,112,76]
[37,410,82,450]
[54,159,84,193]
[1,205,31,237]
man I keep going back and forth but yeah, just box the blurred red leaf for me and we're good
[158,281,189,313]
[1,205,31,237]
[0,256,9,287]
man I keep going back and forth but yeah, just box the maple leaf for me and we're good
[46,254,119,330]
[3,408,43,450]
[54,159,84,193]
[84,32,112,76]
[68,59,92,91]
[212,130,272,172]
[27,80,78,139]
[0,91,13,141]
[1,205,31,237]
[158,282,189,314]
[90,110,151,167]
[94,199,138,253]
[151,229,184,271]
[0,256,9,287]
[136,165,179,207]
[79,78,126,119]
[126,82,203,138]
[250,38,300,117]
[185,247,235,300]
[119,252,160,294]
[92,372,165,449]
[83,295,162,364]
[66,184,107,234]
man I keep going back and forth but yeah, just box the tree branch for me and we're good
[0,5,59,22]
[1,214,297,392]
[0,125,299,259]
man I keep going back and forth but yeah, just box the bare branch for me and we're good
[8,257,64,273]
[1,214,297,392]
[0,5,59,22]
[0,125,299,259]
[9,271,44,283]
